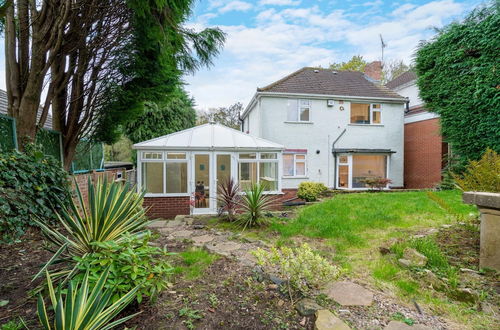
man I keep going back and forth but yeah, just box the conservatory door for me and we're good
[193,153,212,214]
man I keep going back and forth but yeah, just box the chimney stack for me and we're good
[364,61,382,82]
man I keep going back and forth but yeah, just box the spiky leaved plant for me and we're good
[238,183,273,230]
[34,178,149,282]
[216,177,240,221]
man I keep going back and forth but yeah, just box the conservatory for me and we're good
[133,123,284,215]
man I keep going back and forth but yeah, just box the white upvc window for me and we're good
[238,152,279,192]
[287,99,311,122]
[140,151,189,195]
[350,103,382,125]
[283,153,307,177]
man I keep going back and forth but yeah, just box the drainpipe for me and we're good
[331,128,347,189]
[404,99,410,114]
[238,112,244,132]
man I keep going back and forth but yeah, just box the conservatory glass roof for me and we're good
[133,123,284,151]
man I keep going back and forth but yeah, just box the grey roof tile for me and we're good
[385,71,417,89]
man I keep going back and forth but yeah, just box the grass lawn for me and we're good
[231,190,498,329]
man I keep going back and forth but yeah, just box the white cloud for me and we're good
[259,0,301,6]
[218,1,253,13]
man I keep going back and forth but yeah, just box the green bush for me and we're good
[252,243,340,297]
[453,148,500,193]
[297,182,327,202]
[0,149,71,242]
[74,232,173,303]
[238,183,273,229]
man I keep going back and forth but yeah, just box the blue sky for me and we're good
[185,0,480,110]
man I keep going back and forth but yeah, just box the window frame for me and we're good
[139,151,190,197]
[286,99,312,123]
[349,103,383,125]
[237,152,280,193]
[335,153,390,190]
[282,152,307,178]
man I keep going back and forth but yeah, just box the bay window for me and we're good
[283,153,307,177]
[238,152,279,191]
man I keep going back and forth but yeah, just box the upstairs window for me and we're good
[287,99,311,122]
[350,103,382,124]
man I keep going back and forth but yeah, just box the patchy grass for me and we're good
[173,249,219,280]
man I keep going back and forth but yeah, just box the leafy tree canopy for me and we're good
[124,86,196,144]
[329,55,367,71]
[382,59,412,84]
[197,102,243,129]
[415,2,500,165]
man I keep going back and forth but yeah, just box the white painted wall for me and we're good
[248,95,405,188]
[394,81,422,108]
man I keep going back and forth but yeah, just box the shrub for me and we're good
[252,243,340,299]
[359,177,392,190]
[297,182,327,202]
[216,177,240,221]
[74,232,173,303]
[238,183,273,229]
[453,148,500,192]
[34,179,149,281]
[37,268,139,330]
[0,149,71,243]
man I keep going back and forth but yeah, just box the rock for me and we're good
[185,217,194,225]
[460,268,480,275]
[422,269,447,291]
[450,288,479,303]
[321,281,373,306]
[206,241,242,256]
[398,258,412,268]
[385,321,431,330]
[237,252,257,266]
[412,234,426,239]
[191,234,215,246]
[403,248,427,267]
[166,219,183,228]
[379,247,391,255]
[193,224,205,229]
[314,310,350,330]
[268,284,278,290]
[441,224,452,229]
[295,298,323,316]
[269,275,286,286]
[147,220,167,228]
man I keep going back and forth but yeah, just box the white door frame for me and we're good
[192,152,214,215]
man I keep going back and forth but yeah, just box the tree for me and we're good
[382,59,411,83]
[329,55,367,71]
[415,2,500,165]
[197,102,243,129]
[104,136,133,162]
[124,87,196,144]
[3,0,225,169]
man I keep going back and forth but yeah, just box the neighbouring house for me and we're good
[240,62,407,192]
[386,71,448,189]
[133,123,285,218]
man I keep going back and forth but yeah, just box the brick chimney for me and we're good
[364,61,382,82]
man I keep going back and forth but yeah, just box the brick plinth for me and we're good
[404,118,447,189]
[143,196,191,219]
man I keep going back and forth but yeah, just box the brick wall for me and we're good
[71,168,127,205]
[143,196,191,219]
[404,118,446,188]
[268,189,299,210]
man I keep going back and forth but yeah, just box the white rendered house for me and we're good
[241,65,408,190]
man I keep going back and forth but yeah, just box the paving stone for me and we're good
[191,234,215,246]
[314,309,350,330]
[166,219,183,228]
[206,241,242,256]
[147,220,167,228]
[171,230,194,239]
[321,281,373,306]
[384,321,432,330]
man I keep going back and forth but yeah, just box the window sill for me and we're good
[282,176,309,179]
[144,193,190,198]
[284,121,314,124]
[348,123,384,127]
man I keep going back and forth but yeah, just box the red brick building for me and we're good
[386,72,447,189]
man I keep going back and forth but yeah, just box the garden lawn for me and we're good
[270,190,476,256]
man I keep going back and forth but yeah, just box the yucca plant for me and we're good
[216,177,240,221]
[238,183,274,230]
[34,178,149,282]
[37,267,139,330]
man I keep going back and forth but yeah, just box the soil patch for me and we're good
[0,229,50,327]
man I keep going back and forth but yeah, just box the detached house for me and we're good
[241,62,408,192]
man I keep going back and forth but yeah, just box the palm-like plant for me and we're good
[216,177,240,221]
[34,178,149,281]
[37,268,139,330]
[238,183,274,230]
